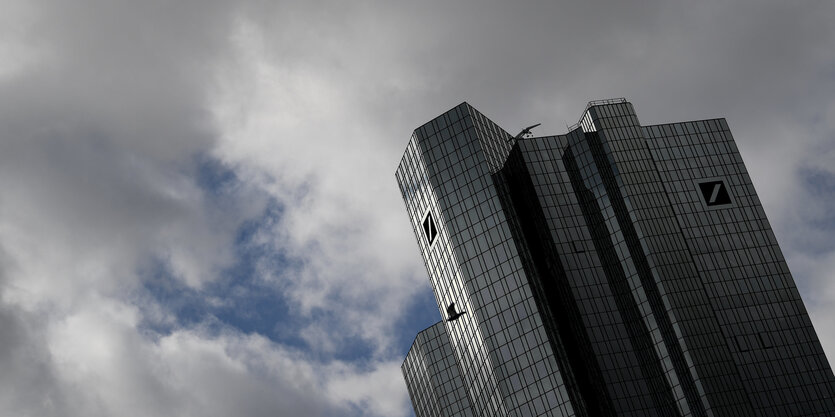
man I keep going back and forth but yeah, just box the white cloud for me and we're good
[2,290,410,417]
[209,17,430,354]
[0,1,834,416]
[325,360,410,417]
[0,1,422,415]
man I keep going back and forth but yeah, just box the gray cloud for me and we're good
[1,0,833,416]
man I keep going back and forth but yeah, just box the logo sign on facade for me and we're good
[422,211,438,246]
[698,180,732,207]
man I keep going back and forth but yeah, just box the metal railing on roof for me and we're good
[565,98,628,133]
[584,97,628,108]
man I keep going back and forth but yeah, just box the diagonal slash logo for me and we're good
[698,180,732,206]
[422,211,438,245]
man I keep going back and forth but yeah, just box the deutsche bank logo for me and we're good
[698,180,732,207]
[422,211,438,246]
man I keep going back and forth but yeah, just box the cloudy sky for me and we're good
[1,1,834,416]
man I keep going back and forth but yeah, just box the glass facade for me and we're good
[403,322,474,417]
[398,99,835,416]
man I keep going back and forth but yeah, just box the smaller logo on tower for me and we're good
[698,180,732,207]
[422,211,438,246]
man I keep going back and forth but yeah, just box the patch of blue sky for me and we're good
[136,206,312,347]
[195,154,238,195]
[800,166,835,197]
[136,155,403,364]
[798,166,835,237]
[393,286,440,356]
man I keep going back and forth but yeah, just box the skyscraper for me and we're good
[396,99,835,417]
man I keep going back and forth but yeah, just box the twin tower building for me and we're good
[396,99,835,416]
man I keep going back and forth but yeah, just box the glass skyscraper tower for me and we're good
[396,99,835,417]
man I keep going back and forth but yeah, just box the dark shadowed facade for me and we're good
[397,99,835,417]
